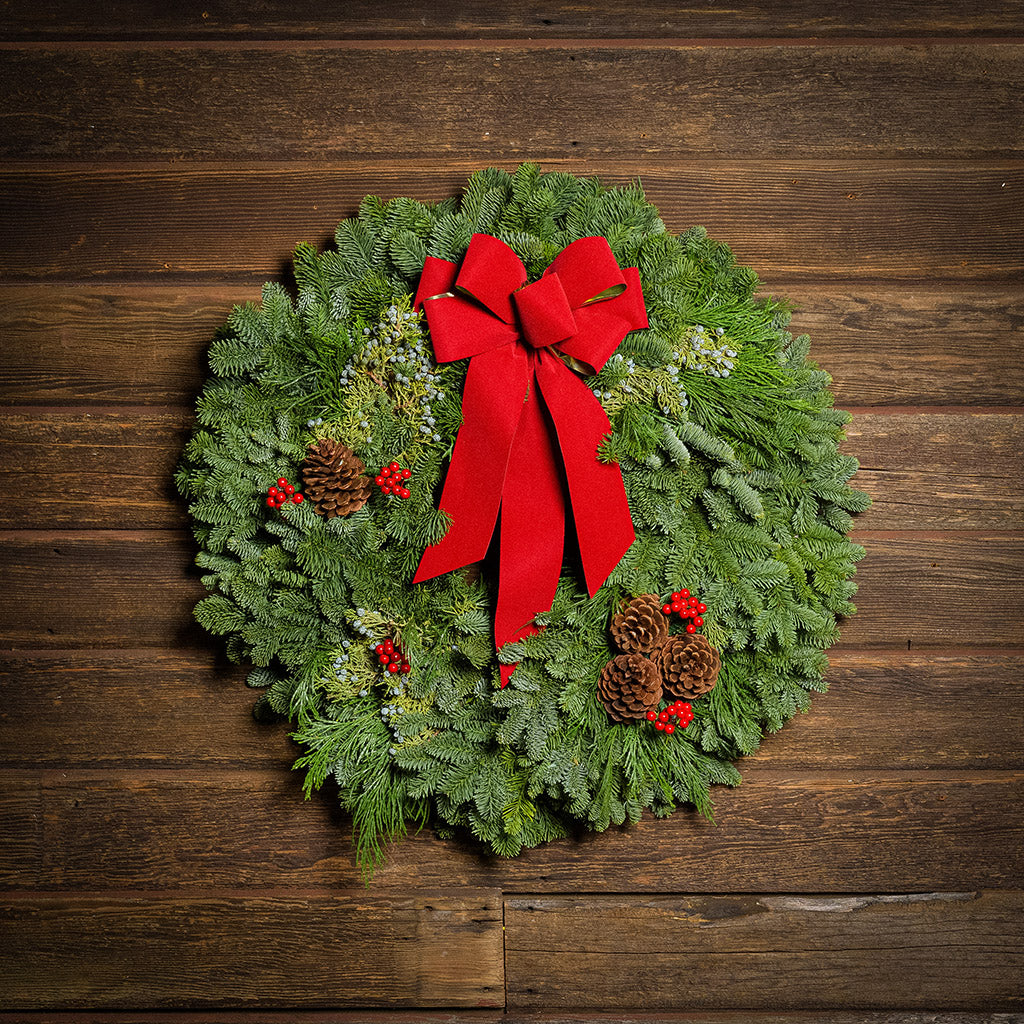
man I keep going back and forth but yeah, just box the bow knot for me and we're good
[413,233,649,686]
[513,274,576,349]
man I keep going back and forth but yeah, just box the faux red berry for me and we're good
[680,589,690,599]
[275,493,287,505]
[693,616,703,627]
[401,468,411,479]
[697,603,707,613]
[658,710,669,723]
[655,720,665,731]
[398,488,411,499]
[686,623,697,634]
[389,461,400,472]
[277,477,288,488]
[387,662,400,674]
[378,654,389,665]
[381,485,392,495]
[689,597,699,607]
[375,475,386,486]
[268,486,279,497]
[384,640,394,652]
[266,497,276,508]
[670,592,681,602]
[662,604,672,615]
[401,663,411,674]
[646,710,657,722]
[670,601,682,613]
[292,493,303,504]
[665,723,675,735]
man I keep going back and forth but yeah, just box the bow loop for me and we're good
[413,234,648,686]
[513,273,577,349]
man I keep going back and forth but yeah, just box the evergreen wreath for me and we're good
[177,164,869,872]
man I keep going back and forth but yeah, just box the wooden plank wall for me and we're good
[1,3,1022,1020]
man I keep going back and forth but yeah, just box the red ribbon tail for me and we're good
[535,351,634,596]
[413,345,530,584]
[495,372,565,687]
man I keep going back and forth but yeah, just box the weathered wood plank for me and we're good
[773,280,1024,407]
[3,165,1022,284]
[845,412,1024,531]
[2,650,1017,771]
[2,281,1021,407]
[0,1014,1016,1024]
[0,532,1021,648]
[3,46,1022,162]
[504,891,1024,1009]
[0,649,295,768]
[0,890,504,1009]
[2,408,1020,530]
[2,770,1020,892]
[4,1,1023,39]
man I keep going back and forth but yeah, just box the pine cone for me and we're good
[658,633,722,700]
[301,439,373,518]
[610,594,669,655]
[597,653,663,723]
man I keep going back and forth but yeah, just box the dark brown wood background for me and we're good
[2,3,1022,1021]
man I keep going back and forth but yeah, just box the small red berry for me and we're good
[697,603,707,613]
[655,720,665,731]
[670,601,682,613]
[381,485,392,495]
[662,604,672,615]
[399,488,411,499]
[646,710,657,722]
[387,662,400,674]
[689,596,699,607]
[389,461,400,472]
[277,477,288,488]
[401,468,411,479]
[686,623,697,634]
[378,654,389,665]
[670,592,681,602]
[664,723,675,735]
[292,493,303,504]
[680,589,690,599]
[268,486,279,497]
[401,663,411,674]
[375,644,385,654]
[693,616,703,627]
[375,475,386,486]
[275,493,287,505]
[658,710,669,723]
[384,640,394,652]
[266,497,276,508]
[282,484,293,496]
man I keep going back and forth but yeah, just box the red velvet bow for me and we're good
[413,233,649,686]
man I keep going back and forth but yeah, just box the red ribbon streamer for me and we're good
[413,233,649,686]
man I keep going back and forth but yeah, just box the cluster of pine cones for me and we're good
[598,593,722,722]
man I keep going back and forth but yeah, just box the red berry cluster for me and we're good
[375,637,411,675]
[662,589,707,635]
[266,476,303,509]
[375,461,412,499]
[645,700,694,735]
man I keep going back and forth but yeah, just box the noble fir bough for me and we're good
[177,164,869,872]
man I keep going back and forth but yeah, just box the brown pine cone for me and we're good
[657,633,722,701]
[597,653,663,723]
[610,594,669,655]
[301,439,373,518]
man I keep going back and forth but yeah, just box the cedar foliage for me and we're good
[177,165,869,873]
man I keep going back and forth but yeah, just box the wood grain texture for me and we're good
[3,165,1021,285]
[2,769,1020,892]
[3,650,1018,771]
[0,1011,1018,1024]
[3,408,1020,530]
[504,891,1024,1009]
[4,1,1024,39]
[2,46,1022,162]
[2,281,1021,407]
[2,531,1021,648]
[0,890,504,1009]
